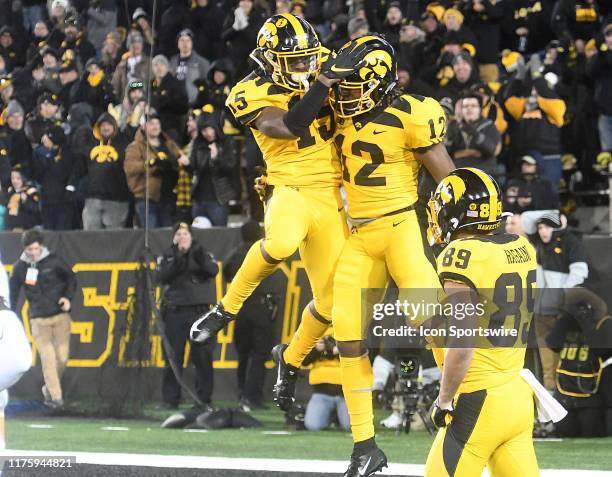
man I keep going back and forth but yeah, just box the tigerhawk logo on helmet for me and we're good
[428,168,507,245]
[250,13,322,92]
[329,35,397,118]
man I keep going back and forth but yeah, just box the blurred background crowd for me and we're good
[0,0,611,232]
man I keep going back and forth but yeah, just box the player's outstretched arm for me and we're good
[254,44,368,139]
[416,143,456,184]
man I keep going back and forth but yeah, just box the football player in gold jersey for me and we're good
[190,14,368,409]
[426,168,540,477]
[328,36,455,476]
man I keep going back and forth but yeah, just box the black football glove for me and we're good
[320,43,368,80]
[429,399,454,429]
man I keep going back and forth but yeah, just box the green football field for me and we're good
[5,404,612,472]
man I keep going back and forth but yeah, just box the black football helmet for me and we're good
[329,35,397,118]
[428,168,505,245]
[250,13,321,92]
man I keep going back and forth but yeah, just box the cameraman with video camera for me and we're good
[158,222,219,410]
[546,288,612,437]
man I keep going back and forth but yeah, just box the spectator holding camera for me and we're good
[31,124,77,230]
[445,91,501,176]
[187,111,238,227]
[10,230,76,409]
[124,112,189,228]
[302,331,350,432]
[224,220,279,411]
[3,168,41,231]
[158,222,219,410]
[546,288,612,437]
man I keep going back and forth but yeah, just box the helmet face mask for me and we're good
[251,14,321,92]
[427,168,504,245]
[329,36,397,118]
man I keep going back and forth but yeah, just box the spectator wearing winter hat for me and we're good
[86,0,117,51]
[187,111,238,226]
[31,124,77,230]
[131,8,155,49]
[58,14,96,70]
[397,24,427,78]
[39,48,62,94]
[221,0,267,79]
[3,168,41,231]
[193,59,235,113]
[150,55,189,143]
[0,100,32,180]
[191,0,226,62]
[170,29,211,106]
[108,79,146,139]
[380,2,404,51]
[437,52,479,102]
[442,8,478,57]
[124,112,189,228]
[347,17,369,40]
[0,27,25,72]
[503,54,567,185]
[82,112,130,229]
[460,0,503,82]
[111,31,150,100]
[100,31,123,77]
[505,154,559,213]
[73,57,116,119]
[24,92,62,146]
[551,0,601,48]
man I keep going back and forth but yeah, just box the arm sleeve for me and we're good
[191,245,219,280]
[225,78,289,128]
[9,263,24,313]
[393,96,447,150]
[534,77,566,127]
[56,257,76,300]
[563,235,588,288]
[158,249,186,284]
[519,210,559,235]
[471,122,501,157]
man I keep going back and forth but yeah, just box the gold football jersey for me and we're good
[334,94,446,218]
[433,233,537,393]
[226,73,341,187]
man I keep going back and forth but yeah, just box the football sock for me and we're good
[341,354,375,443]
[221,240,278,315]
[283,304,330,368]
[353,436,376,454]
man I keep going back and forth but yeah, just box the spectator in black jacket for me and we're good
[57,60,79,111]
[3,168,41,231]
[31,124,76,230]
[24,91,62,146]
[501,0,555,54]
[0,100,32,180]
[158,222,219,410]
[0,26,25,72]
[150,55,189,143]
[503,54,567,184]
[221,0,267,79]
[9,230,76,408]
[224,220,279,411]
[73,58,116,120]
[551,0,601,46]
[505,154,560,213]
[445,91,501,176]
[586,21,612,154]
[188,112,238,226]
[437,52,480,102]
[82,112,130,229]
[58,14,96,70]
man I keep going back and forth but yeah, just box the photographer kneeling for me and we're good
[158,222,219,410]
[302,332,350,432]
[546,288,612,437]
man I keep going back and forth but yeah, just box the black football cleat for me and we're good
[271,344,299,411]
[343,446,388,477]
[190,303,235,344]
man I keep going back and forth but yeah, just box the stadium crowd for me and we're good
[0,0,611,231]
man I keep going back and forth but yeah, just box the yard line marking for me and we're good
[100,427,130,431]
[2,450,611,476]
[534,438,563,442]
[261,431,292,435]
[183,429,209,433]
[26,424,54,429]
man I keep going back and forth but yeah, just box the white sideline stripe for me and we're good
[2,450,612,476]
